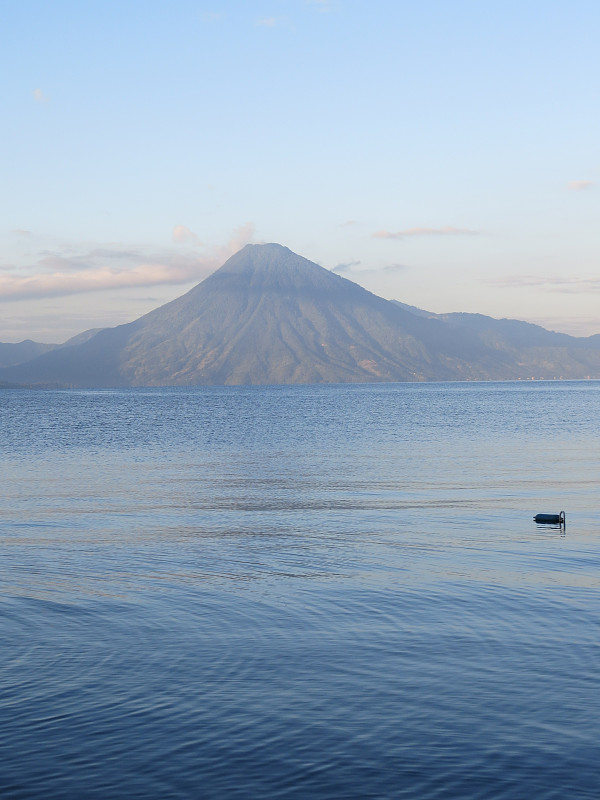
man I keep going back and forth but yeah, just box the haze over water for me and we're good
[1,382,599,799]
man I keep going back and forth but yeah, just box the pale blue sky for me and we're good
[2,0,598,341]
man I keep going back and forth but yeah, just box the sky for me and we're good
[1,0,598,342]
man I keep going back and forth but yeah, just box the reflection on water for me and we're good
[1,382,600,798]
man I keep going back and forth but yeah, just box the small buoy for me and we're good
[534,511,565,526]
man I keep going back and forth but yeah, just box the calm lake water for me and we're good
[1,382,599,799]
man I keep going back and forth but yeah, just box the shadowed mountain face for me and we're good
[2,243,600,387]
[391,301,600,377]
[0,329,104,370]
[0,340,56,368]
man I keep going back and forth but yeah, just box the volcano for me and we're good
[2,243,600,387]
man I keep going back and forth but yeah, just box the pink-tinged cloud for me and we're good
[221,222,257,256]
[0,224,258,302]
[0,259,216,301]
[568,180,593,191]
[373,226,479,239]
[33,88,48,103]
[172,225,201,244]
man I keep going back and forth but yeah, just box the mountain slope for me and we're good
[0,340,57,368]
[394,301,600,348]
[112,244,509,385]
[2,243,600,387]
[393,301,600,378]
[0,328,104,370]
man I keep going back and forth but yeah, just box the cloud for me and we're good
[172,225,201,244]
[492,274,600,293]
[223,222,257,255]
[373,226,479,240]
[33,88,48,103]
[0,256,213,301]
[568,180,593,191]
[382,263,408,273]
[339,220,359,227]
[0,224,258,302]
[331,260,361,273]
[36,247,147,272]
[530,315,600,337]
[332,261,408,278]
[257,17,277,27]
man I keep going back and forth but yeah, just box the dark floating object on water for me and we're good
[534,511,566,526]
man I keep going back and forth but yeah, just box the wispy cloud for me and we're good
[530,315,600,337]
[257,17,278,27]
[224,222,257,254]
[567,180,593,191]
[0,224,257,302]
[331,260,361,273]
[382,263,408,273]
[37,247,169,272]
[373,226,479,240]
[331,261,407,277]
[33,88,48,103]
[339,220,359,228]
[172,225,201,244]
[492,274,600,293]
[0,256,211,301]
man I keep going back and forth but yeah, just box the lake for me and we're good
[1,382,599,798]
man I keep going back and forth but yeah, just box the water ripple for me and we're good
[2,383,600,798]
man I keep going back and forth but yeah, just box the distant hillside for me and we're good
[60,328,104,348]
[393,301,599,348]
[2,244,600,387]
[0,328,104,369]
[0,340,57,368]
[392,300,600,375]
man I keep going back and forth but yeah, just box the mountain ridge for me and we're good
[2,243,599,387]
